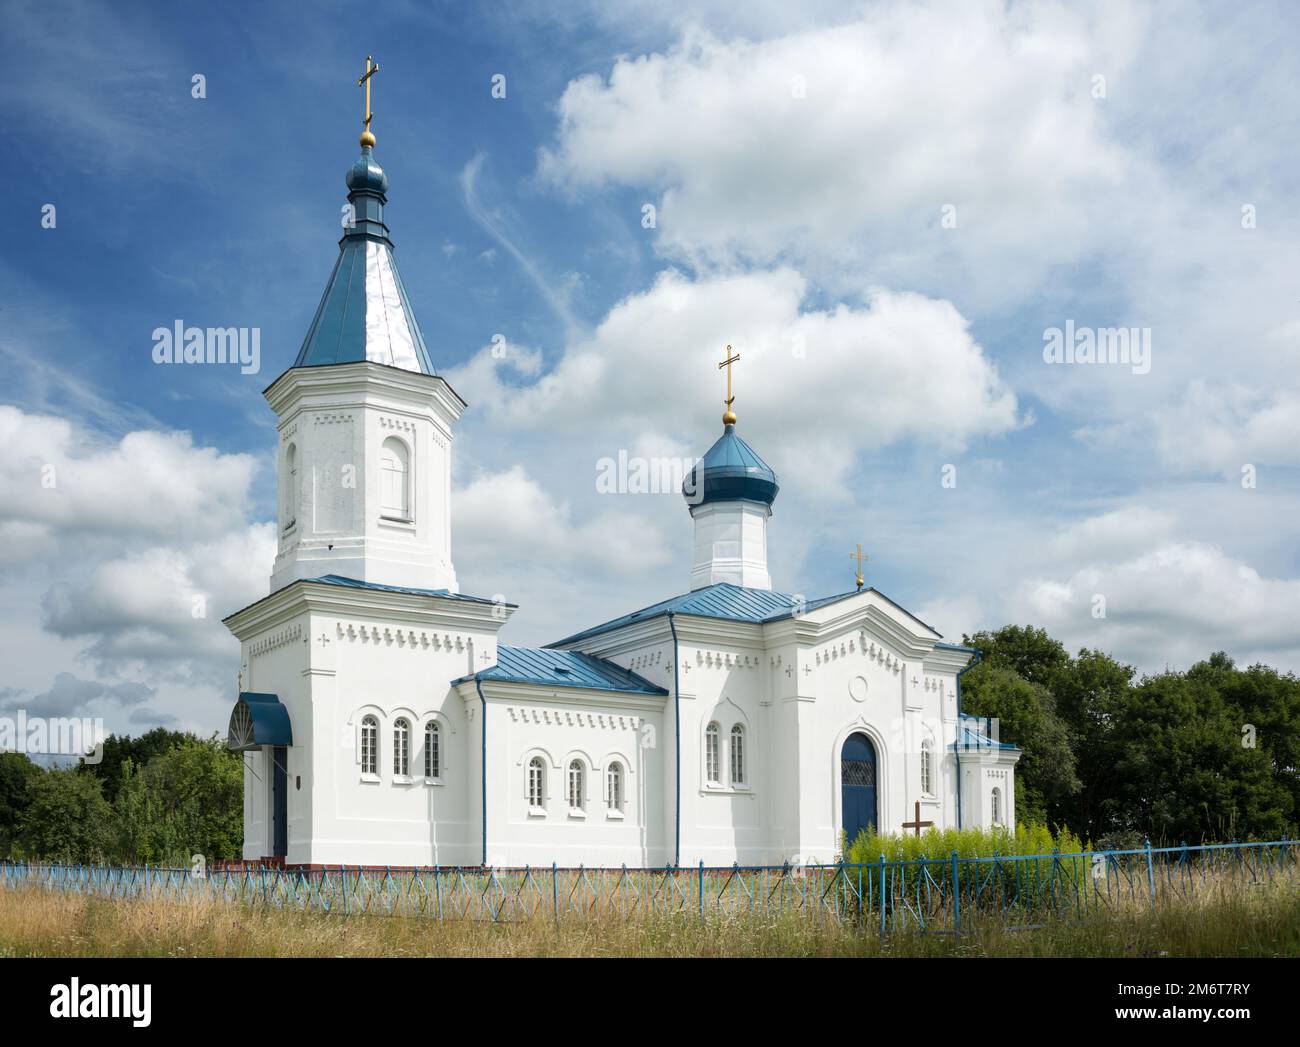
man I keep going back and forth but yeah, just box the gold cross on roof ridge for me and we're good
[850,543,869,591]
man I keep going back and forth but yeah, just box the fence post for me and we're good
[552,861,558,928]
[1144,838,1156,905]
[951,850,961,937]
[877,853,887,937]
[699,859,705,919]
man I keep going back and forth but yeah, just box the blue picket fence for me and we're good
[1,839,1295,932]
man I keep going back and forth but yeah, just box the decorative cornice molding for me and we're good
[505,706,642,731]
[695,648,762,670]
[335,619,471,652]
[857,633,904,674]
[250,622,303,658]
[378,415,417,433]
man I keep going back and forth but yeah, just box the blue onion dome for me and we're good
[683,424,779,508]
[346,145,389,194]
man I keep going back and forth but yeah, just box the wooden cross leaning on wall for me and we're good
[901,800,934,837]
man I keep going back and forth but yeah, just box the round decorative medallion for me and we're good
[848,675,869,703]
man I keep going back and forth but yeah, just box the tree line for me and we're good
[0,730,242,864]
[960,626,1299,846]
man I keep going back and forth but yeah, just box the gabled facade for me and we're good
[223,120,1018,870]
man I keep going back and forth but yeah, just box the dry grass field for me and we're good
[0,878,1297,957]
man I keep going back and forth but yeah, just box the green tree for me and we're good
[1187,654,1298,834]
[965,625,1070,690]
[85,728,191,803]
[1108,670,1291,842]
[18,767,112,862]
[0,752,40,857]
[111,735,243,864]
[959,662,1080,827]
[1053,647,1135,840]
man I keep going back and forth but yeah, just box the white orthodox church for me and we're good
[223,120,1019,870]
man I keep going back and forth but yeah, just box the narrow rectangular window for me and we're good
[393,718,410,777]
[528,758,545,809]
[424,721,440,778]
[607,762,623,811]
[361,716,378,776]
[705,723,720,785]
[730,725,745,786]
[568,761,584,810]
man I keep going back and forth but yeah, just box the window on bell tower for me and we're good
[282,443,298,532]
[380,436,411,520]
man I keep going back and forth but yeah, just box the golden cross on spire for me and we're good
[357,55,380,147]
[850,543,869,591]
[718,344,740,426]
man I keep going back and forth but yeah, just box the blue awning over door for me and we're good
[227,692,293,751]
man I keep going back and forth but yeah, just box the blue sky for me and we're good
[2,0,1299,740]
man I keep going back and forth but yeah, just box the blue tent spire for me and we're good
[292,136,437,374]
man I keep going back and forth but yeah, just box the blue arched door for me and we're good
[841,732,878,847]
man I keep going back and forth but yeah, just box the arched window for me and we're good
[920,741,933,796]
[360,715,378,776]
[705,722,720,785]
[730,724,746,786]
[606,761,624,812]
[991,786,1003,826]
[380,437,411,518]
[393,717,410,777]
[282,443,298,530]
[424,720,440,779]
[527,757,545,810]
[568,759,585,811]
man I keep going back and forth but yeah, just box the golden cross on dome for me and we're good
[358,55,380,146]
[718,344,740,425]
[850,543,869,591]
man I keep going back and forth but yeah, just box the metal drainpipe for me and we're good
[668,611,681,867]
[953,649,982,831]
[475,678,487,867]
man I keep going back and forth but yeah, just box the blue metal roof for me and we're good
[683,424,779,508]
[227,692,293,751]
[454,647,668,696]
[957,713,1020,751]
[223,574,511,628]
[293,145,436,375]
[304,575,510,607]
[546,583,861,648]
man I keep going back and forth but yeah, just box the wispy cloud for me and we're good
[460,152,585,337]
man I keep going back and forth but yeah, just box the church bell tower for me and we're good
[268,61,462,593]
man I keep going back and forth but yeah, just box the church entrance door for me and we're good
[841,732,877,849]
[270,746,288,859]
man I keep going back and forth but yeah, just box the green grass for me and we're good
[1,876,1296,957]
